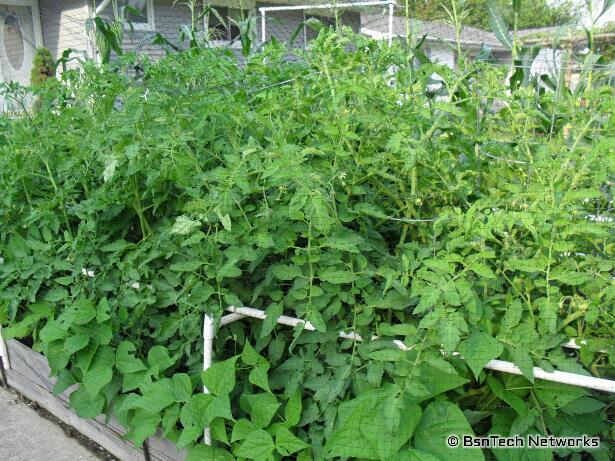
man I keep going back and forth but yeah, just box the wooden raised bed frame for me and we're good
[3,339,185,461]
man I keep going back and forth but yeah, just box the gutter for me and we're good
[361,27,508,51]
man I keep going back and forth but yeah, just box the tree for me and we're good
[30,47,55,86]
[406,0,579,30]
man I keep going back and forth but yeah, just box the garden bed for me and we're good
[3,339,185,461]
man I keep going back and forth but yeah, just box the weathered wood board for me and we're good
[4,339,185,461]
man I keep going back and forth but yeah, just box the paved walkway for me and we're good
[0,386,102,461]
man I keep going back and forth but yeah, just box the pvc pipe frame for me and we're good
[211,306,615,394]
[258,0,396,47]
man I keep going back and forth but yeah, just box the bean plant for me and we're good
[0,29,613,461]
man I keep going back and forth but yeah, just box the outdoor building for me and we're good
[518,25,615,86]
[360,13,511,68]
[0,0,364,86]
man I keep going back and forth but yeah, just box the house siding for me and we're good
[427,43,456,68]
[120,0,193,60]
[38,0,91,63]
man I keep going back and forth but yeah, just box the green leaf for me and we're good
[171,215,201,235]
[413,287,440,314]
[249,364,271,393]
[458,332,504,378]
[512,347,534,383]
[416,360,468,399]
[202,356,238,396]
[325,387,419,459]
[161,404,181,438]
[122,370,150,392]
[379,323,417,337]
[61,299,96,326]
[275,426,309,456]
[307,310,326,332]
[550,270,590,286]
[39,320,68,343]
[244,393,280,429]
[172,373,193,403]
[130,409,161,447]
[136,379,175,413]
[44,288,68,303]
[369,349,407,361]
[414,401,484,461]
[231,418,257,442]
[284,390,302,427]
[242,342,259,366]
[237,429,275,459]
[177,425,202,448]
[322,229,364,253]
[148,346,175,377]
[486,375,530,417]
[260,302,283,339]
[500,299,523,333]
[96,298,111,323]
[181,393,213,429]
[271,264,303,281]
[487,2,513,50]
[69,387,105,419]
[424,259,455,274]
[53,369,77,396]
[186,446,235,461]
[215,207,232,231]
[65,334,90,354]
[318,268,356,284]
[116,341,147,374]
[386,449,441,461]
[468,262,495,279]
[82,346,115,396]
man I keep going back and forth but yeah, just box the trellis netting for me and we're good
[1,1,615,461]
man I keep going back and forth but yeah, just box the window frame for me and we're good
[95,0,155,31]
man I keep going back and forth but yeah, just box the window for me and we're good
[305,14,336,41]
[3,15,25,70]
[96,0,155,30]
[207,7,247,43]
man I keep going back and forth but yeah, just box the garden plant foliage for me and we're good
[0,30,614,460]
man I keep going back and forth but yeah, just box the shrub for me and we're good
[30,47,56,86]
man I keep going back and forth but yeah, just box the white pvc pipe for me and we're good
[0,326,8,369]
[259,1,394,13]
[225,306,357,338]
[484,359,615,393]
[0,326,9,370]
[222,306,615,393]
[95,0,113,15]
[387,2,394,46]
[261,11,266,44]
[202,315,215,446]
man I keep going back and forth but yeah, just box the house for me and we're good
[0,0,365,88]
[361,13,511,68]
[517,25,615,86]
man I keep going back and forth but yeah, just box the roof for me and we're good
[361,14,506,50]
[518,25,615,47]
[517,26,563,37]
